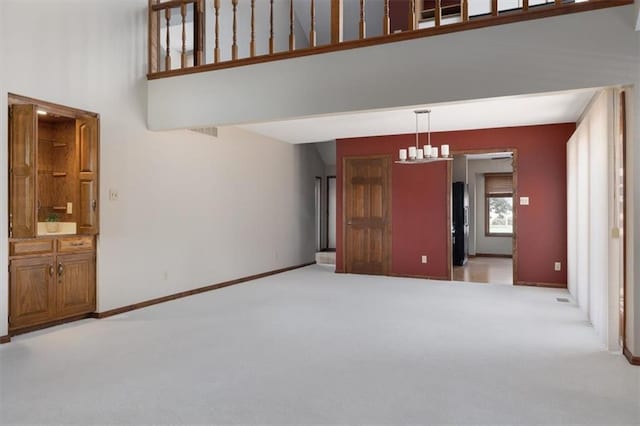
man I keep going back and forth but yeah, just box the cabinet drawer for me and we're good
[57,236,94,252]
[10,239,54,257]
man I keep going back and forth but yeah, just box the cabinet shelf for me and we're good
[39,138,67,148]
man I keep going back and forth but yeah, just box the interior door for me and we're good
[344,156,391,275]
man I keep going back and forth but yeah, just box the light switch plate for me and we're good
[109,189,119,201]
[520,197,530,206]
[554,262,562,271]
[421,255,428,264]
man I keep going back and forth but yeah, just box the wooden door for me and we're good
[56,252,96,318]
[344,156,391,275]
[76,116,99,235]
[9,256,56,330]
[9,104,38,238]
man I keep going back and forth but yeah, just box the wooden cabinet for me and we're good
[8,95,100,334]
[56,252,96,319]
[9,256,57,329]
[9,237,96,332]
[9,98,99,239]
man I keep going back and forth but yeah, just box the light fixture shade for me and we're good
[417,149,424,160]
[441,144,450,157]
[424,145,432,158]
[399,149,407,161]
[432,147,439,158]
[408,146,417,160]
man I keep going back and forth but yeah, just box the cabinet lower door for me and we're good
[57,253,96,318]
[10,257,56,330]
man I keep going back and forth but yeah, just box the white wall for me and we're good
[0,0,324,336]
[467,158,513,256]
[567,90,620,350]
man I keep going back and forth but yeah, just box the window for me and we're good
[485,173,513,236]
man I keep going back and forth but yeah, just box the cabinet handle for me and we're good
[58,262,64,277]
[49,265,54,276]
[92,199,97,211]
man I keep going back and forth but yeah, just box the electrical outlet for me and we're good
[520,197,530,206]
[421,255,428,264]
[109,189,119,201]
[554,262,562,272]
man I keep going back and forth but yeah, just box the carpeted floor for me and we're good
[1,265,638,424]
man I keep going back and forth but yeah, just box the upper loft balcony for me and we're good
[146,0,638,131]
[147,0,633,80]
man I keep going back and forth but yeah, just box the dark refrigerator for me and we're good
[452,181,469,266]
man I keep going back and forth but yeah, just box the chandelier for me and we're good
[396,110,452,164]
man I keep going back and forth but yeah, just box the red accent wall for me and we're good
[336,123,574,286]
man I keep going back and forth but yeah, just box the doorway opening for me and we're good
[451,150,515,285]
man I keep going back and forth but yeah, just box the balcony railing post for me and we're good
[408,0,416,31]
[434,0,442,27]
[232,0,238,60]
[310,0,317,48]
[289,0,295,51]
[331,0,343,44]
[165,7,172,71]
[383,0,390,36]
[148,0,160,74]
[491,0,498,16]
[523,0,529,11]
[269,0,275,54]
[250,0,256,57]
[195,0,204,65]
[462,0,469,22]
[359,0,366,39]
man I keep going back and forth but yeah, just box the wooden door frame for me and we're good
[448,148,518,284]
[342,155,392,275]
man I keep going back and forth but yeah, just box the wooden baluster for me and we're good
[194,0,204,66]
[310,0,317,48]
[181,2,187,68]
[555,0,562,5]
[269,0,275,54]
[165,7,171,71]
[383,0,390,36]
[232,0,238,60]
[359,0,366,39]
[331,0,343,44]
[250,0,256,57]
[434,0,441,27]
[408,0,416,31]
[491,0,498,16]
[214,0,220,63]
[148,0,160,74]
[289,0,295,51]
[523,0,529,11]
[462,0,469,21]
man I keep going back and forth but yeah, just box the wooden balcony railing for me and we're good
[147,0,632,79]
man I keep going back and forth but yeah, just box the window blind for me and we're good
[485,173,513,195]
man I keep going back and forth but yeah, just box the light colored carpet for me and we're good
[1,265,638,424]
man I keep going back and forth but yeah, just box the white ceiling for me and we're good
[238,89,596,144]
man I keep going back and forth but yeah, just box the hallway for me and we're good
[453,256,513,285]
